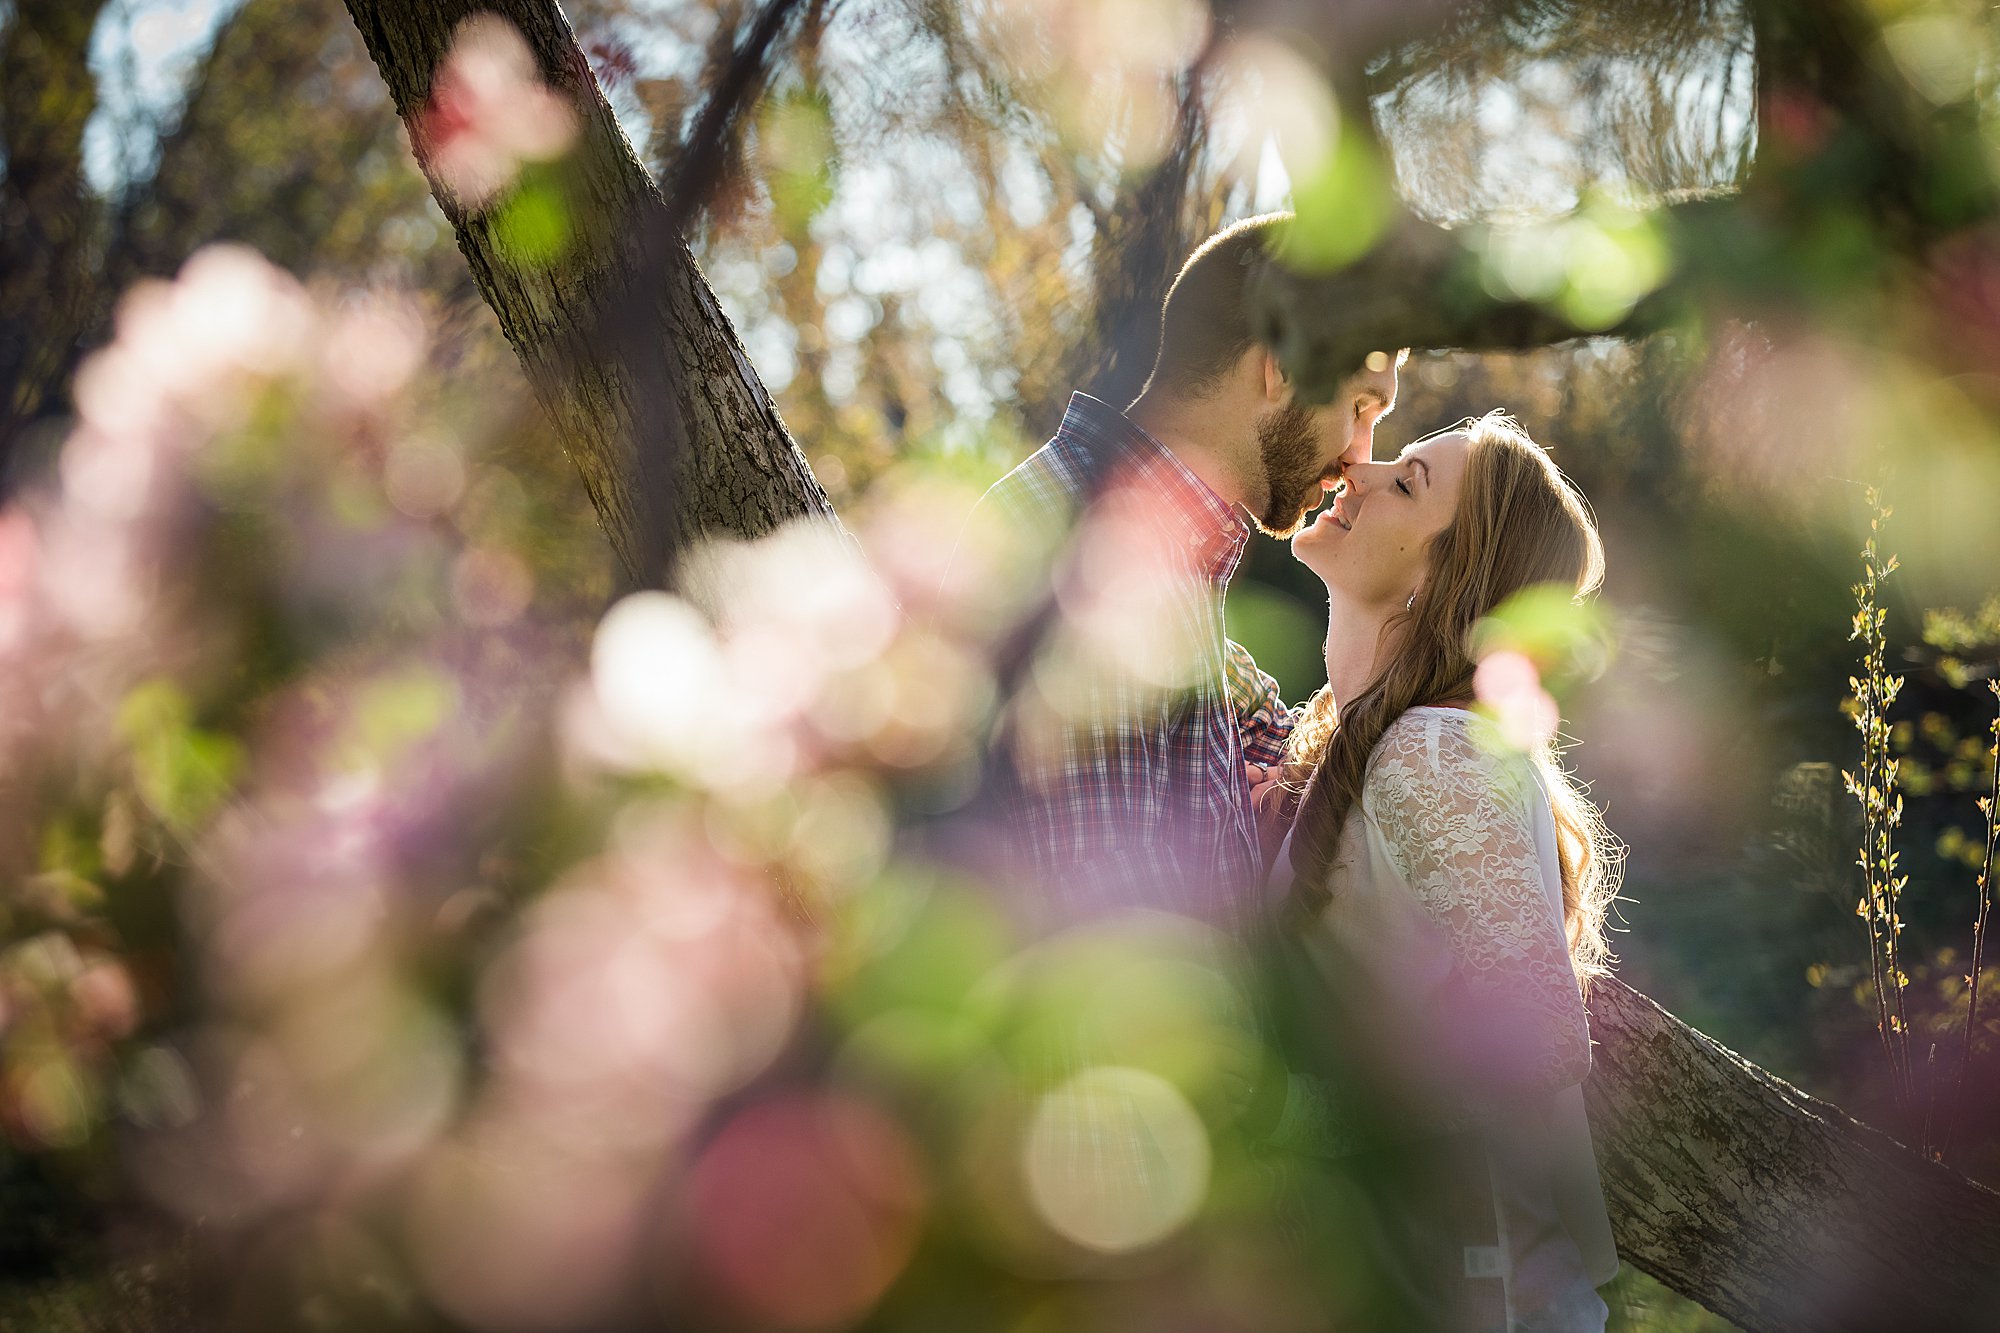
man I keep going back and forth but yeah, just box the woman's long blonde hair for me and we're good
[1285,412,1621,984]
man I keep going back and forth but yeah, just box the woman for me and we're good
[1264,411,1622,1332]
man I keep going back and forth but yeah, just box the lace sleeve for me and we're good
[1365,714,1591,1095]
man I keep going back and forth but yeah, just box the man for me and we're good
[972,212,1403,925]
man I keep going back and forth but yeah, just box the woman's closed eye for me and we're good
[1394,476,1413,497]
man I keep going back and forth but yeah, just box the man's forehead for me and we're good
[1342,359,1400,406]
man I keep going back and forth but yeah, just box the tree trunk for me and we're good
[0,0,111,482]
[1588,979,2000,1331]
[341,4,2000,1327]
[1055,56,1219,416]
[339,0,832,586]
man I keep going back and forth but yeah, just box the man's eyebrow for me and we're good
[1410,456,1431,488]
[1355,388,1389,411]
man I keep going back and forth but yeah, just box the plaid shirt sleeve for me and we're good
[1226,637,1296,767]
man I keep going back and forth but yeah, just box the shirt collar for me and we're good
[1050,392,1248,580]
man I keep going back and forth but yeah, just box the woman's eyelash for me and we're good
[1395,477,1412,496]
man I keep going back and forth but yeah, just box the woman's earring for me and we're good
[1405,590,1418,611]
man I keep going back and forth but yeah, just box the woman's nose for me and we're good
[1343,463,1386,493]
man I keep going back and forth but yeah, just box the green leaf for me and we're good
[1274,125,1394,274]
[761,89,838,242]
[492,174,574,267]
[117,681,242,834]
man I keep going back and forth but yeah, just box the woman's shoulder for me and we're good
[1366,708,1532,807]
[1370,706,1501,766]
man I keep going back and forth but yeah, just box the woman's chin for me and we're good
[1291,521,1343,579]
[1293,509,1344,547]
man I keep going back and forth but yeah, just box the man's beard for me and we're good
[1253,402,1328,537]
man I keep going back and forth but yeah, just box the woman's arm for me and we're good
[1366,716,1592,1096]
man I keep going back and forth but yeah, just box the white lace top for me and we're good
[1282,706,1619,1330]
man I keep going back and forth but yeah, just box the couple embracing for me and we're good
[972,214,1622,1331]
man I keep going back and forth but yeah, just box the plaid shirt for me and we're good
[979,393,1295,926]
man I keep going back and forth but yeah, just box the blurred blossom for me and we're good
[134,1034,331,1220]
[264,977,461,1164]
[697,522,899,675]
[39,514,149,640]
[1061,490,1209,690]
[851,475,990,618]
[452,545,535,626]
[324,294,429,405]
[9,1050,99,1149]
[581,521,995,793]
[1473,649,1561,750]
[481,835,804,1116]
[685,1094,926,1330]
[410,1128,652,1331]
[841,631,996,772]
[418,16,579,210]
[787,772,893,889]
[1022,1065,1211,1253]
[59,421,160,523]
[69,955,139,1040]
[198,799,393,1004]
[0,509,36,652]
[102,247,315,425]
[921,489,1051,645]
[586,591,730,775]
[384,433,469,518]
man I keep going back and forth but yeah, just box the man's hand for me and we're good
[1245,761,1309,872]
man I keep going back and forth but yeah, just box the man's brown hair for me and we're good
[1138,212,1290,401]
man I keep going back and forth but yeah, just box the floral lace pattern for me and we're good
[1361,709,1592,1096]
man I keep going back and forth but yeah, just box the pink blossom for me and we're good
[416,16,579,210]
[1474,649,1561,750]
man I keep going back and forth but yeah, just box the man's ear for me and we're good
[1261,349,1291,405]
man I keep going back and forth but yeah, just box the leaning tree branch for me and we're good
[1588,979,2000,1331]
[1246,0,2000,401]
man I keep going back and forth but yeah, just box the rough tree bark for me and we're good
[340,2,2000,1327]
[1588,980,2000,1331]
[339,0,833,586]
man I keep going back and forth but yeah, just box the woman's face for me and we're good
[1291,431,1471,605]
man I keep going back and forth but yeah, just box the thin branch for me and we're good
[1945,681,2000,1158]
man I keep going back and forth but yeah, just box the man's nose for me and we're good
[1338,420,1377,470]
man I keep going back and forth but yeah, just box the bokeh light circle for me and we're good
[1021,1064,1211,1253]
